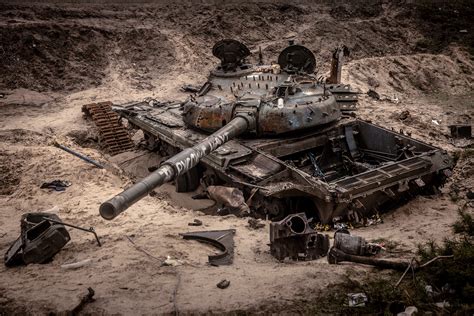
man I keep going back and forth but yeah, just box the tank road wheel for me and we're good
[176,166,200,193]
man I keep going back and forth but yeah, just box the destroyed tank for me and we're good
[99,39,452,224]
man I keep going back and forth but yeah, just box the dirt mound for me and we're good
[0,23,110,92]
[345,47,474,96]
[1,2,472,93]
[109,28,176,90]
[0,20,175,92]
[0,151,27,195]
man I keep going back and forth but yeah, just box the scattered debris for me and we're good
[347,293,367,307]
[144,98,172,108]
[69,287,95,315]
[397,306,418,316]
[367,89,380,100]
[449,124,472,139]
[269,213,329,261]
[61,258,92,270]
[398,110,411,121]
[365,213,383,226]
[188,219,203,226]
[424,285,435,297]
[247,218,265,230]
[4,213,70,267]
[54,142,105,169]
[434,301,450,308]
[431,119,440,125]
[180,84,200,93]
[40,180,72,191]
[180,229,235,266]
[163,256,184,267]
[216,279,230,289]
[366,89,399,103]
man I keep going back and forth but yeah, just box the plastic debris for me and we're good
[347,293,367,307]
[163,256,184,267]
[435,301,450,308]
[40,180,71,191]
[397,306,418,316]
[61,258,92,270]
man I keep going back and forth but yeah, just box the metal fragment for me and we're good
[180,229,236,266]
[270,213,329,261]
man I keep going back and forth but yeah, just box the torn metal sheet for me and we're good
[180,229,236,266]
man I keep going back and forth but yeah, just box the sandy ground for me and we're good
[0,2,473,314]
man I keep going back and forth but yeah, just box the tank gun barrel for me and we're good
[100,115,255,220]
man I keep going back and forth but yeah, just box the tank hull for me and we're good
[117,102,452,224]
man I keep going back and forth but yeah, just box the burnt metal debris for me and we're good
[5,213,71,267]
[97,39,452,226]
[328,230,408,270]
[333,230,382,256]
[180,229,235,266]
[327,247,410,271]
[270,213,329,261]
[4,212,101,267]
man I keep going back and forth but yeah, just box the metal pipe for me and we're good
[100,115,254,220]
[54,143,104,169]
[328,247,410,271]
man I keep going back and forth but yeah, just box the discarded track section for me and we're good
[82,102,134,155]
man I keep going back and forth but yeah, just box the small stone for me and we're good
[217,279,230,289]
